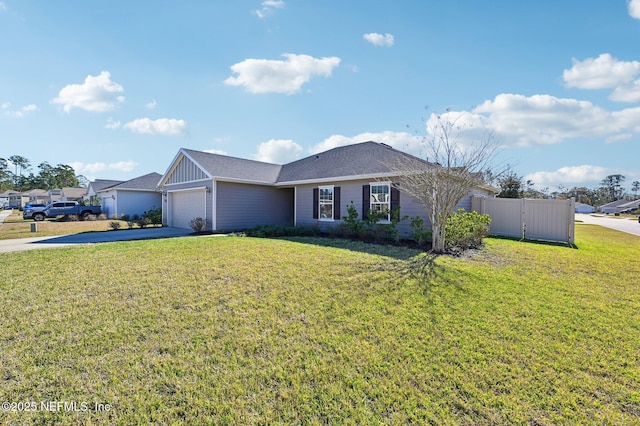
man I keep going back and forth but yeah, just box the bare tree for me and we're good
[390,111,500,253]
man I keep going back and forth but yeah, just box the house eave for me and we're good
[214,177,277,186]
[275,172,398,187]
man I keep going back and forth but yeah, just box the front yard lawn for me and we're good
[0,225,638,424]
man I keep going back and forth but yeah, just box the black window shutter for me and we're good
[312,188,319,219]
[333,187,341,220]
[391,186,400,212]
[362,185,370,220]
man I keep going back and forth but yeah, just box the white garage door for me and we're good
[169,189,206,229]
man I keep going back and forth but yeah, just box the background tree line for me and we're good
[495,170,640,206]
[0,155,88,192]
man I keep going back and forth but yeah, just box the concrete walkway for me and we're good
[576,213,640,237]
[0,227,194,253]
[0,209,12,224]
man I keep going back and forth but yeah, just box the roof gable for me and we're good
[160,148,283,186]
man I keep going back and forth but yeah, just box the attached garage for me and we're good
[169,189,206,229]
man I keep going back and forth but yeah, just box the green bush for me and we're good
[143,206,162,225]
[109,221,121,230]
[445,209,491,252]
[409,216,432,246]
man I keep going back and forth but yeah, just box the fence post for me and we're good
[568,197,575,245]
[521,198,527,240]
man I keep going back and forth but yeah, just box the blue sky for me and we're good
[1,0,640,192]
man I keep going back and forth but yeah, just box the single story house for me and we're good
[158,141,495,232]
[575,202,595,214]
[95,173,162,219]
[0,190,19,208]
[599,199,634,214]
[616,199,640,213]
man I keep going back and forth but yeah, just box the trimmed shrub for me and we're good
[409,216,432,246]
[189,217,209,233]
[445,209,491,252]
[109,221,122,230]
[143,206,162,225]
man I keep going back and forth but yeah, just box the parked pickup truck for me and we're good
[22,203,47,220]
[29,201,101,221]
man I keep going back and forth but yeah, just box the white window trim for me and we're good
[370,181,391,223]
[318,185,335,222]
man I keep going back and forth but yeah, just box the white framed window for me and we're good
[370,182,391,222]
[319,185,334,220]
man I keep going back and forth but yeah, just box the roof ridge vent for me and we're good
[379,142,392,148]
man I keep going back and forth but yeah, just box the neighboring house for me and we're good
[60,187,88,202]
[616,199,640,213]
[8,192,29,209]
[158,141,496,232]
[22,189,49,204]
[96,173,162,219]
[87,179,125,198]
[0,190,19,208]
[575,202,595,214]
[599,199,632,214]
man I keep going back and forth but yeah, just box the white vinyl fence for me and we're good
[471,196,575,245]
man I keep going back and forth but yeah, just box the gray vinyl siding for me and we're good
[295,179,431,236]
[162,180,213,228]
[116,190,162,218]
[215,181,293,231]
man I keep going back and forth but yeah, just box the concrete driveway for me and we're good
[0,227,194,253]
[576,213,640,237]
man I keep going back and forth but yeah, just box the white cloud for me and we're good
[51,71,125,112]
[629,0,640,19]
[524,165,609,189]
[145,99,157,109]
[69,161,137,174]
[123,118,187,136]
[563,54,640,89]
[363,33,394,47]
[610,79,640,103]
[0,2,6,11]
[2,102,38,118]
[255,0,285,18]
[472,93,640,146]
[311,131,423,157]
[252,139,303,163]
[224,53,341,94]
[563,53,640,102]
[105,117,121,129]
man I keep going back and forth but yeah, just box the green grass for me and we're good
[0,226,639,424]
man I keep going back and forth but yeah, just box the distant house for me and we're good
[575,202,595,214]
[23,189,49,205]
[60,187,88,202]
[158,141,496,232]
[94,173,162,219]
[599,199,634,214]
[616,199,640,213]
[0,190,19,208]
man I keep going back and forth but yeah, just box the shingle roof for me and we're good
[183,149,283,184]
[276,141,430,183]
[90,179,124,192]
[107,173,162,191]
